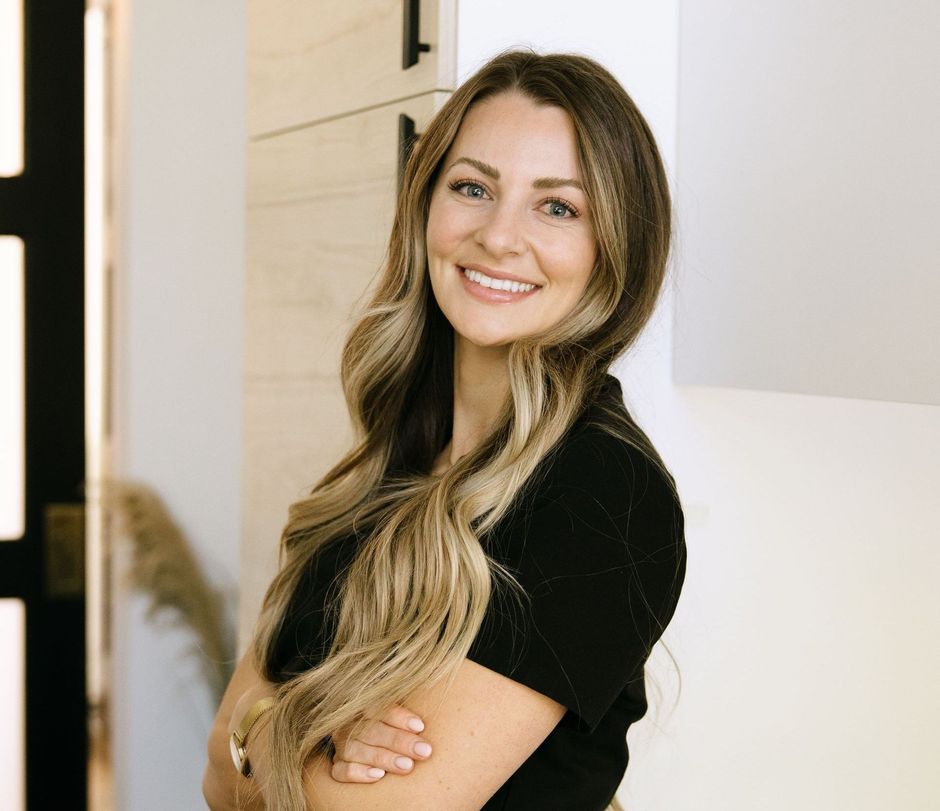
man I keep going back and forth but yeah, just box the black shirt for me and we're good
[269,376,688,810]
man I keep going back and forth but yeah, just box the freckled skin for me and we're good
[426,91,598,348]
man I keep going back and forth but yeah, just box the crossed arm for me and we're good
[203,649,567,810]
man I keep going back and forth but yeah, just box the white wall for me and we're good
[673,0,940,406]
[109,1,244,809]
[459,2,939,810]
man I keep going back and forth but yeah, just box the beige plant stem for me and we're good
[100,479,234,704]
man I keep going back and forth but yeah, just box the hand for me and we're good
[330,703,433,782]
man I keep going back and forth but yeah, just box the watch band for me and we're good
[230,696,275,777]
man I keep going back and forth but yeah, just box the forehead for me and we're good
[446,92,582,177]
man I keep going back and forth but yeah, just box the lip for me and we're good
[457,264,542,303]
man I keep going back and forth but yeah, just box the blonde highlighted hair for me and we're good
[249,48,677,810]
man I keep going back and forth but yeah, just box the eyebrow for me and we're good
[446,156,584,191]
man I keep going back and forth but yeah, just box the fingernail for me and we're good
[414,742,432,757]
[367,768,385,778]
[407,717,424,732]
[395,756,414,770]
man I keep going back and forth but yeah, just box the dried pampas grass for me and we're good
[100,479,234,703]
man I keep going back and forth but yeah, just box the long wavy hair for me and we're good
[248,48,677,810]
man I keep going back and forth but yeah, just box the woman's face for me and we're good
[426,91,597,348]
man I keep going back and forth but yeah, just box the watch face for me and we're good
[230,734,244,772]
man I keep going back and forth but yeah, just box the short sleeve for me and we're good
[467,426,687,735]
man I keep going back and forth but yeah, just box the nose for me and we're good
[473,199,525,258]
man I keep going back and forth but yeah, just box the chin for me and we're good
[455,322,519,349]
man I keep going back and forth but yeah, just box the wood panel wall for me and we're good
[242,0,455,645]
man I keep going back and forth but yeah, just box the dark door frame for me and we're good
[0,2,88,808]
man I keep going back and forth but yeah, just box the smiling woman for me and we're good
[426,92,598,347]
[205,48,685,811]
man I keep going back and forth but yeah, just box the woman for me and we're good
[204,48,687,810]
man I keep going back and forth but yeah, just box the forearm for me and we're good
[205,650,274,810]
[202,760,238,811]
[204,716,267,811]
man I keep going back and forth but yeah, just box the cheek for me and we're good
[426,200,461,259]
[545,234,597,290]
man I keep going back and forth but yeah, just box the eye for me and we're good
[448,178,489,200]
[543,197,580,219]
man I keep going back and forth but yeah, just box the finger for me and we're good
[339,738,419,774]
[378,703,425,734]
[330,758,387,783]
[342,720,433,761]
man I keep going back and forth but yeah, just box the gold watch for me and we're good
[229,696,275,777]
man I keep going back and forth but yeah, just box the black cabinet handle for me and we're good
[402,0,431,69]
[398,114,420,192]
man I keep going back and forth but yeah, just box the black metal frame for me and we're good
[0,2,88,808]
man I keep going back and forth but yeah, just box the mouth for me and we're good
[457,265,542,302]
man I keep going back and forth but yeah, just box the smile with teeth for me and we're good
[462,267,539,293]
